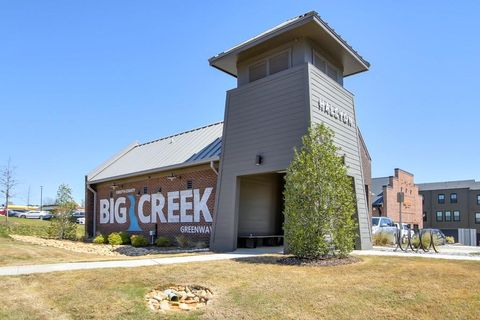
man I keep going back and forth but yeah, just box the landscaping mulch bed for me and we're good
[278,255,361,267]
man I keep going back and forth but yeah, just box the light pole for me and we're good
[40,186,43,211]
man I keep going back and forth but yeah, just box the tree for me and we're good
[283,124,357,258]
[48,184,78,240]
[0,159,17,225]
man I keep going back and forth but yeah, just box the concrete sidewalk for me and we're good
[352,249,480,262]
[0,247,283,276]
[2,245,480,276]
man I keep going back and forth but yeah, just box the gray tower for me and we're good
[209,11,372,252]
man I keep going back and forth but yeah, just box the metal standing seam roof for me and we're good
[87,122,223,183]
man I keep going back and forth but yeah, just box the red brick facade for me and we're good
[373,169,423,228]
[86,163,218,244]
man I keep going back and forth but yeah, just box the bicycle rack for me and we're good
[394,227,439,253]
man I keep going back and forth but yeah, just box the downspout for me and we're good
[87,184,97,236]
[210,161,218,176]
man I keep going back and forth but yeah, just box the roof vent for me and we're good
[169,138,174,144]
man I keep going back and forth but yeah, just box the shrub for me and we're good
[155,236,171,247]
[194,241,208,249]
[119,231,130,244]
[175,235,191,248]
[446,236,455,244]
[284,124,357,258]
[131,234,149,247]
[372,232,394,246]
[108,232,123,245]
[93,234,106,244]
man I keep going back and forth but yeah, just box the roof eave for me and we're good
[209,11,369,77]
[87,156,220,185]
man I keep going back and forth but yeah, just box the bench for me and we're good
[237,235,284,248]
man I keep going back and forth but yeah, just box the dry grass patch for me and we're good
[1,256,480,319]
[0,236,203,267]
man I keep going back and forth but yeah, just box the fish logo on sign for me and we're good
[127,194,141,231]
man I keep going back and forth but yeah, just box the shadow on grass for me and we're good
[232,254,362,267]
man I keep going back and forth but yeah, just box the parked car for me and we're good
[69,211,85,222]
[394,223,414,240]
[0,208,5,216]
[372,217,397,235]
[422,228,446,246]
[76,217,85,225]
[17,210,53,220]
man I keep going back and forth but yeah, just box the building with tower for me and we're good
[85,11,373,251]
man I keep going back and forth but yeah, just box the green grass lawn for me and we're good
[0,255,479,319]
[0,215,85,239]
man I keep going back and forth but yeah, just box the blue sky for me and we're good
[1,1,479,204]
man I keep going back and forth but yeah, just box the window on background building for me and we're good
[438,194,445,204]
[436,211,443,222]
[453,211,460,221]
[445,211,452,222]
[423,212,427,222]
[477,194,480,205]
[476,213,480,224]
[450,193,457,203]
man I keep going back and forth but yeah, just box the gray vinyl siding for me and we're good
[308,63,372,249]
[211,65,309,251]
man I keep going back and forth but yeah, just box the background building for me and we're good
[372,169,423,228]
[419,180,480,244]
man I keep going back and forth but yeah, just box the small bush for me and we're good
[446,236,455,244]
[175,235,191,248]
[194,241,208,249]
[108,232,123,245]
[119,231,130,244]
[93,234,106,244]
[155,236,171,247]
[372,232,394,246]
[131,234,149,247]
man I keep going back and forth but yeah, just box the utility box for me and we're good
[458,228,477,246]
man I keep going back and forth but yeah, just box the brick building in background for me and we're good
[372,169,423,228]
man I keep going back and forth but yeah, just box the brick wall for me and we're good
[383,169,423,228]
[86,163,218,244]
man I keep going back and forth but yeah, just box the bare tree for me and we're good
[0,159,17,224]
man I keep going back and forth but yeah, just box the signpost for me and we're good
[397,192,404,242]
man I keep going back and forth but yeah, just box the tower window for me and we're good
[248,50,291,83]
[313,50,341,84]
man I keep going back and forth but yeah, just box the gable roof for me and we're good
[87,122,223,183]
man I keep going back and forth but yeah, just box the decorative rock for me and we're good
[159,300,170,311]
[179,303,190,311]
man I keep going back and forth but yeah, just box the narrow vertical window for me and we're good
[445,211,452,222]
[436,211,443,222]
[438,194,445,204]
[450,193,457,203]
[453,211,460,221]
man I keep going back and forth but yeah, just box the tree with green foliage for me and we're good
[283,124,357,258]
[48,184,78,240]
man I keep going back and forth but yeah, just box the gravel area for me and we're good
[9,235,210,257]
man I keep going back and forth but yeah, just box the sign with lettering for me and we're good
[317,99,354,127]
[99,187,213,233]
